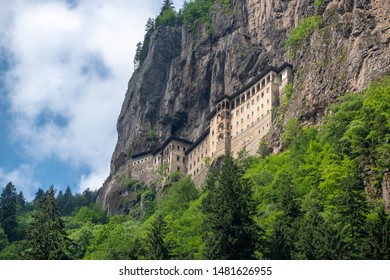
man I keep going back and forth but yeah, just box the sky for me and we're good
[0,0,184,200]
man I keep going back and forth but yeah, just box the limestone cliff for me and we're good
[97,0,390,214]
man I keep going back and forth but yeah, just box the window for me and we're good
[241,108,244,113]
[257,107,260,111]
[236,121,239,125]
[241,119,243,123]
[252,111,254,116]
[247,104,250,109]
[247,114,249,119]
[252,100,254,105]
[236,110,239,116]
[177,167,180,171]
[177,145,180,150]
[267,99,270,104]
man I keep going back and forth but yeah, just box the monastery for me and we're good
[127,63,293,186]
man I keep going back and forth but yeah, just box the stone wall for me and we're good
[130,154,156,185]
[231,112,272,156]
[187,134,210,179]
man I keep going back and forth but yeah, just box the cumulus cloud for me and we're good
[0,0,184,195]
[0,165,39,200]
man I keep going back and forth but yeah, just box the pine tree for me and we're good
[0,182,18,241]
[203,155,261,259]
[363,207,390,259]
[266,175,300,260]
[25,186,72,260]
[161,0,174,12]
[62,186,74,216]
[33,188,45,204]
[147,214,169,260]
[134,42,143,69]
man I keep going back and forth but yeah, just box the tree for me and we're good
[145,17,155,32]
[16,191,26,208]
[25,186,72,260]
[0,182,18,241]
[33,188,45,204]
[146,214,169,260]
[58,186,74,216]
[363,207,390,259]
[134,42,143,69]
[203,155,261,259]
[258,140,271,158]
[160,0,174,12]
[0,227,9,251]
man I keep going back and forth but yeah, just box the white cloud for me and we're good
[0,0,184,195]
[0,165,40,200]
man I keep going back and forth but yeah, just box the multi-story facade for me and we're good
[127,63,293,187]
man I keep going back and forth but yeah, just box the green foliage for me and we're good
[314,0,324,13]
[281,118,301,148]
[0,227,9,251]
[146,214,169,259]
[146,129,158,146]
[283,83,293,105]
[156,8,177,27]
[258,140,271,159]
[203,155,261,259]
[83,216,145,260]
[159,177,199,217]
[0,182,18,242]
[182,0,214,33]
[25,186,72,260]
[286,15,322,58]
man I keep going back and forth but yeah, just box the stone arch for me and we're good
[218,123,224,132]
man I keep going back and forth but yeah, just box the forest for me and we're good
[0,76,389,260]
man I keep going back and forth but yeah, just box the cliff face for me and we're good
[97,0,390,213]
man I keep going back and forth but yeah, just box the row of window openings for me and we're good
[214,99,270,126]
[192,165,204,176]
[189,143,208,158]
[235,99,269,115]
[189,152,207,170]
[216,77,275,112]
[233,123,269,136]
[133,157,153,165]
[163,144,187,155]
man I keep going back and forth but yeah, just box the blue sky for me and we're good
[0,0,184,200]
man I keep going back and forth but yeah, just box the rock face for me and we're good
[97,0,390,214]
